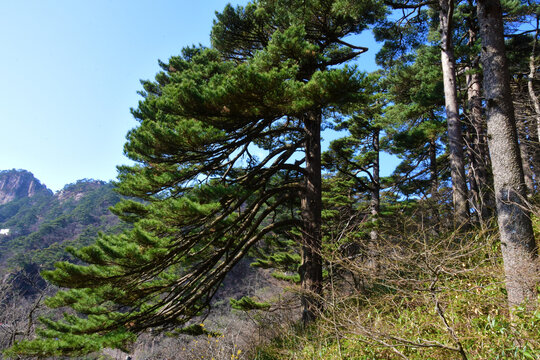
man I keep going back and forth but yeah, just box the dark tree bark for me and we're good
[527,24,540,187]
[370,128,380,244]
[429,138,439,200]
[464,9,494,222]
[439,0,470,227]
[364,128,381,274]
[465,69,495,220]
[516,114,535,195]
[477,0,539,310]
[428,137,442,229]
[300,109,323,324]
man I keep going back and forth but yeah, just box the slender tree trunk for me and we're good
[301,109,323,323]
[516,115,535,195]
[528,20,540,138]
[464,11,494,221]
[465,130,481,221]
[527,23,540,187]
[429,138,438,200]
[429,137,441,228]
[367,129,381,276]
[466,71,495,217]
[440,0,470,227]
[477,0,539,310]
[370,128,380,244]
[366,129,381,274]
[530,122,540,189]
[466,68,495,221]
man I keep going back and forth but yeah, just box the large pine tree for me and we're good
[477,0,538,310]
[9,0,386,356]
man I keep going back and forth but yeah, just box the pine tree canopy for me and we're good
[8,0,386,356]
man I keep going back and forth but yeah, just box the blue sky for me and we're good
[0,0,387,192]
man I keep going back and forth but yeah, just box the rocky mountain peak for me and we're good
[0,169,52,205]
[56,179,107,203]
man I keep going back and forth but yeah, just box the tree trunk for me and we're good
[439,0,470,228]
[429,138,438,200]
[301,109,323,324]
[429,137,441,229]
[516,115,535,195]
[465,130,481,222]
[464,11,494,221]
[466,68,495,221]
[530,120,540,189]
[366,128,381,274]
[477,0,539,310]
[527,25,540,187]
[370,128,380,244]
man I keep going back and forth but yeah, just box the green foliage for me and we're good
[271,271,301,284]
[8,1,388,357]
[6,326,136,358]
[0,191,53,233]
[230,296,271,311]
[251,251,301,271]
[381,44,447,199]
[1,181,123,271]
[4,2,538,359]
[165,323,220,337]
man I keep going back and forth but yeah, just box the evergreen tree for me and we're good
[382,45,447,204]
[375,0,471,226]
[323,72,386,245]
[457,0,494,222]
[506,31,540,194]
[211,0,387,324]
[438,0,470,227]
[8,1,386,356]
[477,0,538,310]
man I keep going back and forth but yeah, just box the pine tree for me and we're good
[212,0,387,324]
[458,0,494,222]
[323,72,386,245]
[8,1,386,356]
[506,30,540,194]
[381,45,449,228]
[438,0,470,227]
[477,0,538,310]
[376,0,471,226]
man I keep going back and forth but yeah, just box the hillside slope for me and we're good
[0,170,124,274]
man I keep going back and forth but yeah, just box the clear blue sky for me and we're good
[0,0,386,192]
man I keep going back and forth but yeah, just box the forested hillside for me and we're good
[4,0,540,359]
[0,170,123,274]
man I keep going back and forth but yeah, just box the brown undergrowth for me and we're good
[253,206,539,360]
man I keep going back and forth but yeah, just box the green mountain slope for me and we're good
[0,170,124,274]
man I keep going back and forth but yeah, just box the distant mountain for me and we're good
[0,170,125,279]
[0,169,52,205]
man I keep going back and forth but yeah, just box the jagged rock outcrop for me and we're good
[0,169,52,205]
[56,179,106,203]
